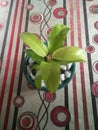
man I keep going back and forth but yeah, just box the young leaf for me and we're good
[48,24,69,53]
[20,32,48,57]
[52,46,86,63]
[25,49,44,63]
[40,61,60,92]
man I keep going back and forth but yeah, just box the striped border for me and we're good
[0,0,19,115]
[76,0,89,130]
[82,0,98,130]
[3,0,25,129]
[12,0,31,129]
[69,0,79,129]
[0,0,13,73]
[0,0,26,130]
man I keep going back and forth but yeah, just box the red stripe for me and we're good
[3,1,25,129]
[0,0,19,115]
[73,75,79,130]
[69,0,79,130]
[76,0,89,130]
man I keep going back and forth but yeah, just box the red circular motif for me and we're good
[17,112,37,130]
[48,0,57,6]
[45,27,52,37]
[21,116,33,128]
[85,45,95,53]
[53,7,67,18]
[0,23,4,30]
[1,1,8,6]
[30,13,43,24]
[26,4,34,10]
[93,34,98,45]
[89,5,98,14]
[93,60,98,74]
[94,21,98,30]
[13,96,25,107]
[43,92,56,102]
[50,106,71,127]
[92,81,98,97]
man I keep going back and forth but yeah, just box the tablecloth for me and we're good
[0,0,98,130]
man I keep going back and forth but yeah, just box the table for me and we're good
[0,0,98,130]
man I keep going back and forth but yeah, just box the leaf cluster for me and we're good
[20,24,86,92]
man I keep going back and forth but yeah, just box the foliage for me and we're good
[20,24,86,92]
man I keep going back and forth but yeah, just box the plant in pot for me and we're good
[20,24,86,92]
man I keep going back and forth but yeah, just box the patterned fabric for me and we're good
[0,0,98,130]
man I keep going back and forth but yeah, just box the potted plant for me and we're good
[20,24,86,92]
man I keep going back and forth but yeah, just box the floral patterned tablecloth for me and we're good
[0,0,98,130]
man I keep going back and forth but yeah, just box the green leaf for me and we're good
[20,32,48,57]
[25,49,44,63]
[35,69,42,89]
[40,61,60,92]
[52,46,86,63]
[48,24,69,53]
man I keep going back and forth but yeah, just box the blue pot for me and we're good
[23,56,76,91]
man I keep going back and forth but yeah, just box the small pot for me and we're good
[23,56,76,91]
